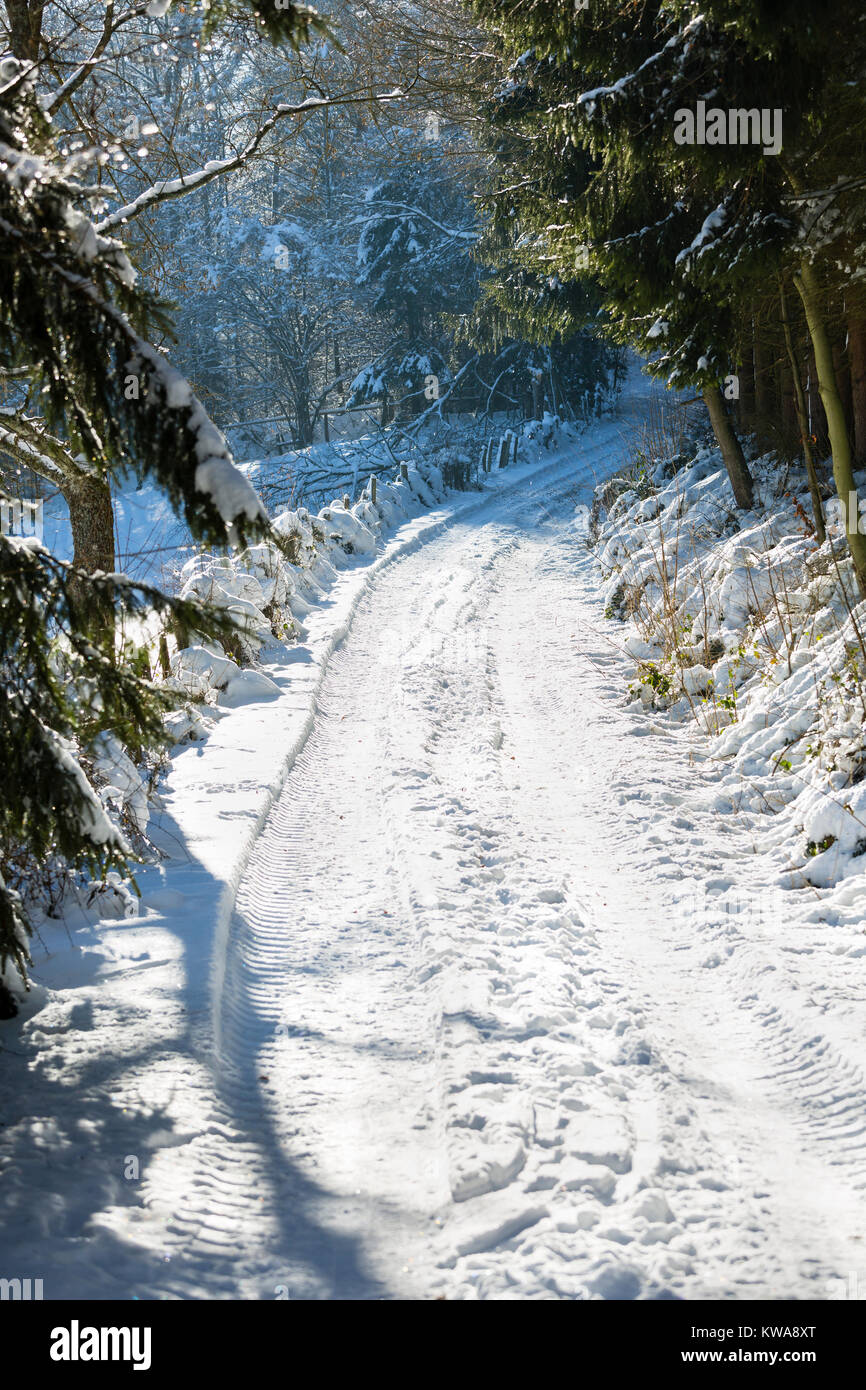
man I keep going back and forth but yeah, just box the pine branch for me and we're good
[0,410,91,483]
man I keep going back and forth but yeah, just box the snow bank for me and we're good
[592,439,866,909]
[156,457,449,716]
[3,409,573,1011]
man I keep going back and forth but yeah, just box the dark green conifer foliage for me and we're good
[471,0,866,523]
[0,0,322,983]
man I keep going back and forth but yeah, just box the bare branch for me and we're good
[95,89,409,233]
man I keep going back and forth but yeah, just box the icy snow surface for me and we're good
[3,377,866,1300]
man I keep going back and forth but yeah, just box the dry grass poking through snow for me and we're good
[592,426,866,903]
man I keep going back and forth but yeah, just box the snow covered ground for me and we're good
[3,373,866,1301]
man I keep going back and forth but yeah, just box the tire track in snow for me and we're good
[152,389,866,1301]
[486,508,866,1297]
[155,430,633,1297]
[369,469,699,1297]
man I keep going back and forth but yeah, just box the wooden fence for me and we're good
[479,430,520,473]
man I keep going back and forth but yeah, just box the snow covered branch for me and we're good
[95,90,407,233]
[358,200,477,243]
[0,410,91,483]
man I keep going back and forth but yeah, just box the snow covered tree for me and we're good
[0,16,327,982]
[470,160,625,421]
[0,0,351,577]
[0,59,271,559]
[472,0,866,565]
[348,160,478,417]
[174,211,356,445]
[471,3,756,506]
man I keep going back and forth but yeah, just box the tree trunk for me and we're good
[833,335,853,444]
[849,317,866,468]
[737,332,756,434]
[780,360,799,455]
[806,347,830,458]
[795,261,866,597]
[63,474,116,640]
[64,474,115,573]
[780,278,825,543]
[753,331,775,449]
[333,340,343,403]
[5,0,44,60]
[295,392,314,447]
[702,386,754,509]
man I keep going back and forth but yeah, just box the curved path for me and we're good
[163,421,866,1299]
[6,391,865,1302]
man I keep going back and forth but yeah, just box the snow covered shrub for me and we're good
[594,436,866,895]
[168,645,241,701]
[316,502,378,555]
[416,437,477,492]
[431,451,473,491]
[594,442,765,705]
[523,413,566,451]
[150,456,449,725]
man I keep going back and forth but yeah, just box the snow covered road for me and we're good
[5,396,866,1301]
[154,420,866,1299]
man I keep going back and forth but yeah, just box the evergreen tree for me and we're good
[0,0,321,985]
[0,538,238,987]
[465,255,624,421]
[348,161,477,415]
[472,0,866,556]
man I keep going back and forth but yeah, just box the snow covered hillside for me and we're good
[594,440,866,921]
[3,376,866,1301]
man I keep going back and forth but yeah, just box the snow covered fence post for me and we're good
[497,436,511,468]
[0,497,42,540]
[370,475,377,506]
[510,432,519,466]
[400,463,409,482]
